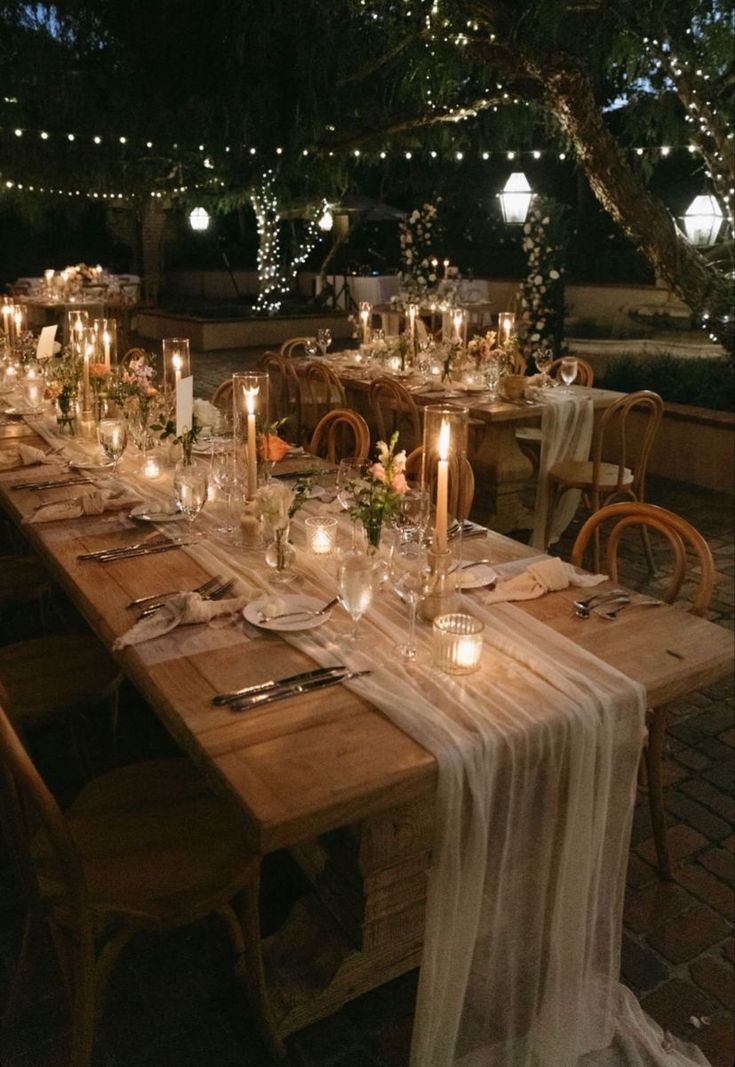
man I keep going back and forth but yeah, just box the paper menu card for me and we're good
[36,325,58,360]
[175,376,194,438]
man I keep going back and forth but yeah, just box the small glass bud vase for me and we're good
[432,613,484,675]
[420,546,460,621]
[264,523,296,583]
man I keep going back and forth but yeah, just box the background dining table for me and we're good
[0,410,731,1050]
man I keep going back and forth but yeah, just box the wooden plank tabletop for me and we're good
[1,420,732,858]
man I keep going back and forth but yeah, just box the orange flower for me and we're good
[259,433,291,462]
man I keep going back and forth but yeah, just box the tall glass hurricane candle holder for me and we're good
[419,404,469,621]
[232,372,269,501]
[11,305,27,354]
[91,317,117,370]
[67,309,89,354]
[358,302,372,345]
[162,337,191,392]
[498,312,516,346]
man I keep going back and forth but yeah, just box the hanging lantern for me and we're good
[188,206,210,232]
[318,205,334,232]
[681,194,724,247]
[497,172,533,225]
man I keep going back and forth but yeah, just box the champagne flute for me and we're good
[97,418,128,474]
[534,345,553,387]
[389,536,427,661]
[559,357,578,393]
[173,465,208,531]
[337,551,376,646]
[317,328,332,357]
[210,449,238,536]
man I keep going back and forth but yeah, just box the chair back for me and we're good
[119,347,149,367]
[591,390,663,498]
[310,409,370,463]
[368,377,422,452]
[0,699,86,919]
[548,357,594,386]
[211,377,234,414]
[571,503,715,616]
[300,362,346,438]
[405,446,475,523]
[280,337,311,359]
[258,351,303,439]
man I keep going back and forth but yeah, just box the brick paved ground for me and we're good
[0,342,732,1066]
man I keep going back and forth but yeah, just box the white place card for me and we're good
[36,325,58,360]
[175,375,194,438]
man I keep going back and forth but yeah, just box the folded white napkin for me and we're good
[25,485,142,524]
[114,588,252,649]
[0,444,59,470]
[481,557,605,604]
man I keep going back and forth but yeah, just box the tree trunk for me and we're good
[525,55,732,352]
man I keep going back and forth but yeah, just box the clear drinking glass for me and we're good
[97,418,128,474]
[317,328,332,357]
[396,487,431,545]
[304,337,319,359]
[173,464,208,530]
[337,551,376,646]
[389,536,427,661]
[534,345,553,386]
[336,457,366,510]
[209,449,238,536]
[559,357,578,392]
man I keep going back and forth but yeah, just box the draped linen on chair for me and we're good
[531,391,594,550]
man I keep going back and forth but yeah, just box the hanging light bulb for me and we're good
[188,206,210,232]
[497,172,533,224]
[681,194,724,247]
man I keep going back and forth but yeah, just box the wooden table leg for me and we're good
[471,420,536,534]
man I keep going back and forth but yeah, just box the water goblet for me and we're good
[559,357,578,393]
[173,464,208,532]
[534,345,553,386]
[304,337,319,359]
[337,550,377,647]
[389,536,428,661]
[317,328,332,357]
[210,449,238,536]
[97,418,128,474]
[395,487,431,545]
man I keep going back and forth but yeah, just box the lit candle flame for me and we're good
[244,385,259,415]
[438,418,450,461]
[172,353,183,371]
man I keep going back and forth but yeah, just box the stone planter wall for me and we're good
[136,308,353,351]
[620,403,734,495]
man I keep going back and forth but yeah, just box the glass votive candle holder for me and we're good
[305,515,338,556]
[432,613,484,675]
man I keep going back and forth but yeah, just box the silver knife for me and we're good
[12,477,92,491]
[213,664,347,706]
[227,669,371,712]
[79,541,189,563]
[77,536,169,560]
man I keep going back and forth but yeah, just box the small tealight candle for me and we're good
[388,354,402,373]
[305,516,338,556]
[432,613,484,675]
[143,454,161,479]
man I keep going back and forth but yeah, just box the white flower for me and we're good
[534,275,543,285]
[549,269,560,280]
[530,332,540,341]
[523,224,531,234]
[193,397,220,429]
[542,217,550,225]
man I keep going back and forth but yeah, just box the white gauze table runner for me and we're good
[21,415,710,1067]
[530,390,594,551]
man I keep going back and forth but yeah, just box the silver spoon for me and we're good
[574,595,630,619]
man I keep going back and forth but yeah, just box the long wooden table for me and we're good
[303,357,624,532]
[1,414,732,1045]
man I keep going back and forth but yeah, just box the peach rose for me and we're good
[259,433,291,462]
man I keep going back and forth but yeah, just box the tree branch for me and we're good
[336,32,421,88]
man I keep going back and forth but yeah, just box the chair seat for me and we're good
[548,460,634,490]
[0,557,50,606]
[515,427,542,444]
[33,759,257,927]
[0,634,121,723]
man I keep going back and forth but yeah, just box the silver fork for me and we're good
[597,600,661,621]
[130,575,222,612]
[574,595,630,619]
[139,578,235,617]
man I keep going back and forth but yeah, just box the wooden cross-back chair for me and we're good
[118,347,149,368]
[544,389,664,571]
[300,362,346,440]
[258,351,303,442]
[0,700,284,1066]
[572,502,716,880]
[280,336,311,360]
[309,409,370,464]
[405,446,475,523]
[368,377,422,454]
[211,376,234,414]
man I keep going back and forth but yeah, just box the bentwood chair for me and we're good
[258,351,303,442]
[544,389,664,571]
[119,347,149,368]
[516,357,595,471]
[0,701,284,1066]
[310,409,370,464]
[405,446,475,523]
[211,376,234,414]
[301,362,346,440]
[368,377,422,454]
[280,337,311,360]
[571,502,715,879]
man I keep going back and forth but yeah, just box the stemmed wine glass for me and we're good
[559,357,579,393]
[97,418,128,474]
[173,464,208,532]
[304,337,319,359]
[317,328,332,357]
[209,448,238,537]
[337,551,377,647]
[336,457,366,548]
[389,535,428,661]
[534,345,553,387]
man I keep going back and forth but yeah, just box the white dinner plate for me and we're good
[129,503,186,523]
[69,459,114,472]
[458,564,496,590]
[243,594,333,632]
